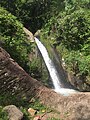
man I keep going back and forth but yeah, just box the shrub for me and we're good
[0,7,33,72]
[57,9,90,51]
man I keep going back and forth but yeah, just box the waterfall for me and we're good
[35,37,78,96]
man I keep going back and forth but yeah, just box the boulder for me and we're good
[3,105,23,120]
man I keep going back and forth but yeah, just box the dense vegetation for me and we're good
[41,0,90,91]
[0,0,51,33]
[1,7,47,84]
[0,7,33,73]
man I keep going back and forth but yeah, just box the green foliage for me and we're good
[0,0,52,33]
[55,4,90,79]
[57,9,90,50]
[30,58,42,78]
[0,7,33,72]
[0,0,65,33]
[0,106,8,120]
[41,1,90,90]
[64,51,90,75]
[64,0,90,11]
[30,57,50,86]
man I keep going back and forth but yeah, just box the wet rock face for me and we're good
[3,105,23,120]
[69,104,90,120]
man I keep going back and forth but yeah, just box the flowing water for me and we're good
[35,37,78,96]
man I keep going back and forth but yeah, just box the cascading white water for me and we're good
[35,37,78,96]
[35,38,61,90]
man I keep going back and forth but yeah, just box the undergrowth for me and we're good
[0,93,60,120]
